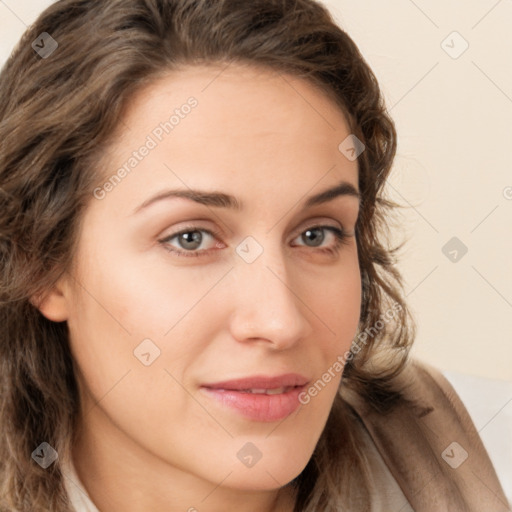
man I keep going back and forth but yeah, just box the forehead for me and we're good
[119,63,352,141]
[92,64,359,217]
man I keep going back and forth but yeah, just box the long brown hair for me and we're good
[0,1,415,510]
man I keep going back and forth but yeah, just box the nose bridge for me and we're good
[227,236,313,346]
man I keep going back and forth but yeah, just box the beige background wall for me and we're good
[1,1,511,381]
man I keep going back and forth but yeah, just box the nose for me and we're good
[227,244,314,350]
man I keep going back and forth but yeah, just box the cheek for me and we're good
[66,252,222,464]
[65,239,233,415]
[310,252,362,352]
[69,233,224,341]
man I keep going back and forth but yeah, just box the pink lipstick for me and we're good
[200,373,309,422]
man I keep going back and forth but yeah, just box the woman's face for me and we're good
[42,64,362,509]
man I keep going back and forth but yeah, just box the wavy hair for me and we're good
[0,0,416,510]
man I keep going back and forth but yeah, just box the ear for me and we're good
[30,277,70,322]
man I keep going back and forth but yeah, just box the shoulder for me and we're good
[341,358,511,512]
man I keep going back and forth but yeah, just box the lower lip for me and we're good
[200,386,305,422]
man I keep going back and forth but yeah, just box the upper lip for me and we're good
[201,373,309,390]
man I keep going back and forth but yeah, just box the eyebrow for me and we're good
[133,180,360,214]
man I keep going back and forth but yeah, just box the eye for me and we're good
[159,226,222,258]
[159,224,351,258]
[292,225,350,255]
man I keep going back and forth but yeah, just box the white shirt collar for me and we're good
[61,456,101,512]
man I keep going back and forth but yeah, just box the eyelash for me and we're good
[159,224,351,259]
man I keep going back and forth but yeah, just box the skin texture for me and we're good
[37,64,362,512]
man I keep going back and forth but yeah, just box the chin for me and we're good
[224,465,305,492]
[222,442,313,491]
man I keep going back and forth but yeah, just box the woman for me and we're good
[0,0,508,511]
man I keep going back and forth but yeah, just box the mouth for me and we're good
[228,386,296,395]
[200,373,309,422]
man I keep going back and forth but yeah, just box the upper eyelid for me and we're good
[161,222,346,247]
[162,216,346,238]
[160,219,347,240]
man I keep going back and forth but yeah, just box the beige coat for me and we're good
[341,358,511,511]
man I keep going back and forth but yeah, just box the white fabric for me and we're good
[443,370,512,506]
[61,457,100,512]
